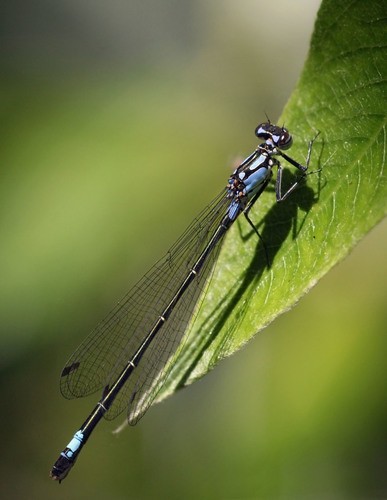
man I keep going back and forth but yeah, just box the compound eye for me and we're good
[279,130,293,149]
[255,122,271,140]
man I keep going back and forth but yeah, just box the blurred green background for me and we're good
[1,1,387,498]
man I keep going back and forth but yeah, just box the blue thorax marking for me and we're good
[240,151,272,199]
[243,166,271,199]
[227,152,273,220]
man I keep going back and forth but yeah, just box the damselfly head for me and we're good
[255,122,293,150]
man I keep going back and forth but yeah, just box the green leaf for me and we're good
[153,0,387,406]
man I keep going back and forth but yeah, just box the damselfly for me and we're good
[50,122,319,482]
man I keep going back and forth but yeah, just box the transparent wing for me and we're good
[59,189,233,423]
